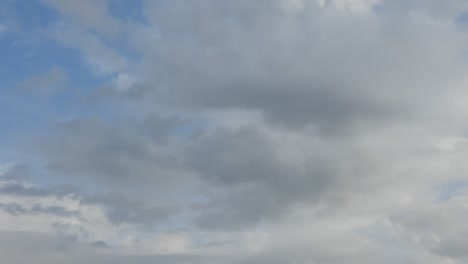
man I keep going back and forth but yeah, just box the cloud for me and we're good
[0,202,80,218]
[377,0,468,19]
[4,0,468,263]
[388,187,468,261]
[0,177,176,231]
[0,23,7,34]
[37,117,185,187]
[51,24,128,76]
[40,0,122,36]
[17,66,68,96]
[80,192,178,227]
[0,230,211,264]
[126,0,466,134]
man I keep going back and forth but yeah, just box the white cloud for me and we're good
[112,73,137,92]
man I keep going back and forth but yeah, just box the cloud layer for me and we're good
[2,0,468,263]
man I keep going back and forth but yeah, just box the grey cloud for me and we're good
[51,221,88,242]
[378,0,468,19]
[31,110,403,230]
[41,118,179,185]
[5,1,468,263]
[50,253,210,264]
[38,116,360,229]
[0,202,80,218]
[91,240,109,249]
[0,182,80,198]
[231,247,378,264]
[0,203,27,216]
[186,125,370,229]
[0,163,30,180]
[0,231,209,264]
[194,239,237,249]
[0,182,60,197]
[171,80,393,132]
[140,114,191,142]
[81,192,178,227]
[31,204,81,218]
[387,193,468,262]
[433,238,468,260]
[130,0,464,132]
[0,231,63,261]
[0,180,176,227]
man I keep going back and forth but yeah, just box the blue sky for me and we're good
[2,1,468,264]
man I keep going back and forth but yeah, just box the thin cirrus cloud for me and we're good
[1,0,468,263]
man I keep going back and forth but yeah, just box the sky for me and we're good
[2,0,468,263]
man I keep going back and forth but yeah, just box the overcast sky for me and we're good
[2,0,468,263]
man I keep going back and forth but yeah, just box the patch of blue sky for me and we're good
[355,224,409,263]
[371,3,384,14]
[0,1,101,93]
[0,37,119,156]
[97,31,143,69]
[172,119,212,140]
[0,0,151,188]
[6,0,59,32]
[0,149,24,174]
[0,34,106,121]
[455,11,468,30]
[0,34,49,88]
[435,180,468,203]
[108,0,146,24]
